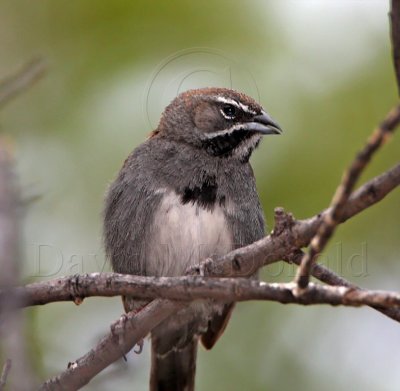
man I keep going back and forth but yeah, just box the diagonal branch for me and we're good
[39,299,185,391]
[294,105,400,290]
[0,59,46,108]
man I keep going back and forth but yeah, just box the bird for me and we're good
[103,87,282,391]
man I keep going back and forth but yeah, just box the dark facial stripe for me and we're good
[202,129,253,157]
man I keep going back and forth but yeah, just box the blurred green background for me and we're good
[1,0,399,390]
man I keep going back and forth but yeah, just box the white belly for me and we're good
[146,191,233,276]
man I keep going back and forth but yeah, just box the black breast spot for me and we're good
[181,175,218,208]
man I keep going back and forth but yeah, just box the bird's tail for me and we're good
[150,335,198,391]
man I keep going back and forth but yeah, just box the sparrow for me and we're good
[103,87,282,391]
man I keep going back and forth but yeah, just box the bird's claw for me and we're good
[134,338,144,354]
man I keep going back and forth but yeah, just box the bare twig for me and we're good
[294,105,400,291]
[0,59,46,108]
[0,359,11,391]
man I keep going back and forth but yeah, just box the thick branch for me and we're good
[8,273,400,310]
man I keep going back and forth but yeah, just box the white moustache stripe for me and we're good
[203,124,246,139]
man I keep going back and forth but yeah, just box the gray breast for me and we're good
[145,190,233,276]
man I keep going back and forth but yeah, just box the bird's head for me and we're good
[156,87,282,162]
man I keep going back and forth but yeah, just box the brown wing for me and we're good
[200,303,235,350]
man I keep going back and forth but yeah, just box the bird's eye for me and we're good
[221,104,237,119]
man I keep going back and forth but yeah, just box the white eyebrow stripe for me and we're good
[214,96,257,115]
[215,96,240,107]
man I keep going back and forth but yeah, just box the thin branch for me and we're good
[0,59,46,108]
[286,251,400,323]
[294,105,400,290]
[0,360,11,391]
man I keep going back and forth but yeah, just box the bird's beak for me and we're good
[245,111,283,135]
